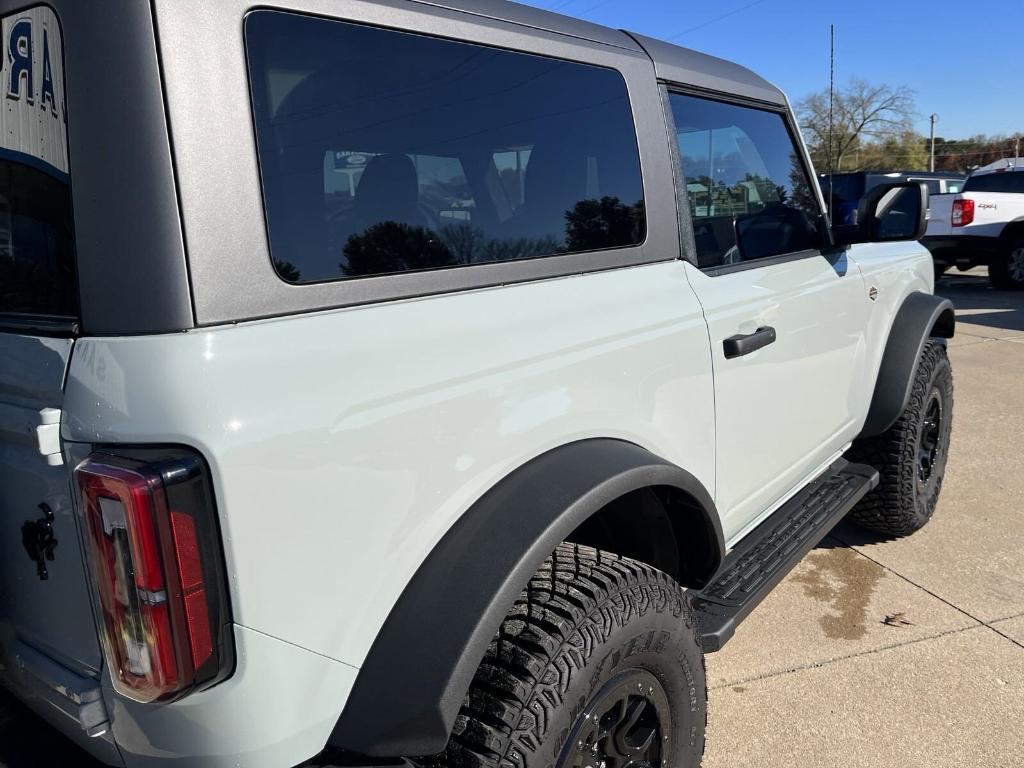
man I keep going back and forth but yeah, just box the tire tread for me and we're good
[848,341,953,536]
[425,542,703,768]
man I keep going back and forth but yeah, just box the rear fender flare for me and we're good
[328,438,722,757]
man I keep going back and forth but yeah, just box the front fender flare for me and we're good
[860,292,955,438]
[329,438,722,757]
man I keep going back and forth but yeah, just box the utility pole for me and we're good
[1015,134,1021,164]
[929,114,938,172]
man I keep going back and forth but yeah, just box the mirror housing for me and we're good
[831,181,928,247]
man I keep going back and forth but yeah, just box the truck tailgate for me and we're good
[925,192,956,237]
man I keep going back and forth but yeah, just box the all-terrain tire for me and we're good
[847,341,953,537]
[427,542,706,768]
[989,238,1024,290]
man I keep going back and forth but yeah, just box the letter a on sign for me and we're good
[0,7,69,175]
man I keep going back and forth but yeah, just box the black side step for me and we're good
[693,458,879,652]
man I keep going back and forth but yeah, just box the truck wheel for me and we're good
[989,239,1024,290]
[848,341,953,537]
[434,543,706,768]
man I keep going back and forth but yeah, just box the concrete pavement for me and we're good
[704,268,1024,768]
[2,268,1022,767]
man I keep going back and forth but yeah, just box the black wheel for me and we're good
[989,238,1024,290]
[847,341,954,537]
[431,543,706,768]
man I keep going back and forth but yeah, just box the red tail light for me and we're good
[75,451,232,703]
[952,199,975,227]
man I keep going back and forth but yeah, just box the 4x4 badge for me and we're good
[22,503,58,581]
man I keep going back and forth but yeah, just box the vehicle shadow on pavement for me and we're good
[0,688,104,768]
[818,519,895,548]
[937,273,1024,332]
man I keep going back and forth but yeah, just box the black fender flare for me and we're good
[860,292,955,438]
[329,438,723,757]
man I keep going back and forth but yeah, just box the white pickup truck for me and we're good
[923,159,1024,288]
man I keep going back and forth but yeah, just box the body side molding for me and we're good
[860,291,955,438]
[329,438,723,756]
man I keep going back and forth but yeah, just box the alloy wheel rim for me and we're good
[559,669,670,768]
[1009,247,1024,282]
[917,391,943,485]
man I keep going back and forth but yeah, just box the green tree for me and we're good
[564,197,645,252]
[341,221,455,276]
[273,260,301,282]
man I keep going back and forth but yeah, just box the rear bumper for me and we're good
[0,639,122,765]
[921,235,1002,266]
[4,625,359,768]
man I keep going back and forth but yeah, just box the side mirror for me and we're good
[831,182,928,246]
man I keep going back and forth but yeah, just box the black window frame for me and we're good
[661,84,830,277]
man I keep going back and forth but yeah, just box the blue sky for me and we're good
[517,0,1024,138]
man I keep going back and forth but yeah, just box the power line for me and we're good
[575,0,618,15]
[544,0,584,12]
[666,0,771,40]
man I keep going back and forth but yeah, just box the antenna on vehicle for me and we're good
[827,23,835,225]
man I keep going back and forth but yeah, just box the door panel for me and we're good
[684,255,867,538]
[665,89,869,539]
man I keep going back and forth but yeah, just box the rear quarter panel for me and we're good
[62,262,715,669]
[964,193,1024,237]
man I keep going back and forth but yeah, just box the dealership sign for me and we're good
[1,6,68,175]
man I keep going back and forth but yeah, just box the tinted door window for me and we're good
[246,11,645,283]
[668,93,823,269]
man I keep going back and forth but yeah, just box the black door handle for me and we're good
[723,326,777,359]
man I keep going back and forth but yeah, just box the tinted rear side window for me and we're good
[0,8,76,322]
[963,172,1024,194]
[245,11,645,284]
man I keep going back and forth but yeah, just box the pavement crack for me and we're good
[710,624,984,690]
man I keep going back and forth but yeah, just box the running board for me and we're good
[693,458,879,652]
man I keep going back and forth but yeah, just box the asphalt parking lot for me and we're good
[2,267,1022,768]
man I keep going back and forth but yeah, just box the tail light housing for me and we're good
[952,198,975,227]
[75,450,233,703]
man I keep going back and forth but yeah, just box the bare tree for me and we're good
[797,79,916,171]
